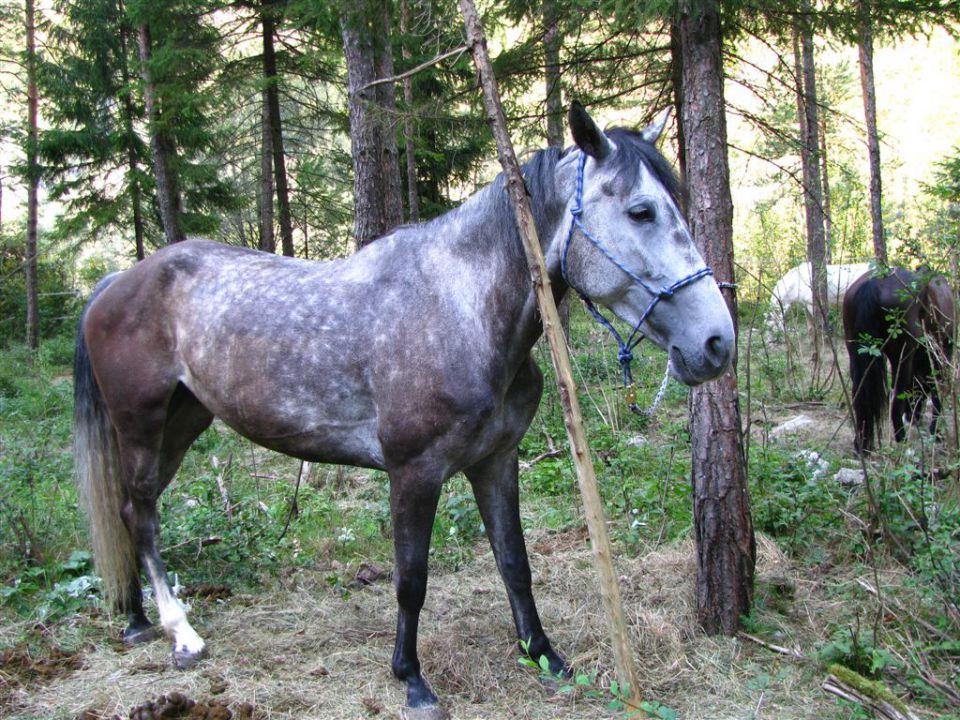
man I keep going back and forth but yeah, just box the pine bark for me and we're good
[400,0,419,222]
[260,85,275,253]
[262,2,293,256]
[137,22,186,245]
[674,0,755,636]
[118,21,145,261]
[859,0,886,263]
[373,0,403,228]
[342,0,403,248]
[819,115,833,262]
[543,0,564,149]
[25,0,40,351]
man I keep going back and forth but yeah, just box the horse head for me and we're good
[555,102,735,386]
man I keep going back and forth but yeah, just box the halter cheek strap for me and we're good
[559,151,724,416]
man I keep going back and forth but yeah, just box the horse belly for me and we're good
[179,353,386,469]
[243,420,386,469]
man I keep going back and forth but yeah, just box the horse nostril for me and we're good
[706,334,731,367]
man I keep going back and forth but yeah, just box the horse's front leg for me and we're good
[465,449,569,678]
[388,462,444,710]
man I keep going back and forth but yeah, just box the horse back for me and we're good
[80,239,539,473]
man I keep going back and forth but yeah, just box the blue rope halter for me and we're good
[560,151,723,416]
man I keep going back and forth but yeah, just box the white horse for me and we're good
[766,262,871,331]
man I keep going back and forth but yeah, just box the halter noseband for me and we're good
[559,151,718,416]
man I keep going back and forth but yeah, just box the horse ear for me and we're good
[641,107,671,144]
[568,101,612,160]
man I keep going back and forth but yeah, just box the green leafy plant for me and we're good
[518,639,678,718]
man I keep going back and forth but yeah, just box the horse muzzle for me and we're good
[668,326,734,385]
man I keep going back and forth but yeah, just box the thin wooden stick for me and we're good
[739,632,806,660]
[357,45,468,93]
[457,0,642,709]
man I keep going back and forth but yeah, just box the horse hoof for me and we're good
[171,645,207,670]
[399,706,450,720]
[122,622,159,646]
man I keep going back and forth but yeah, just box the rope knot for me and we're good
[617,347,634,366]
[657,287,675,299]
[570,205,583,218]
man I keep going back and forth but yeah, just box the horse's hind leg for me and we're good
[120,575,158,644]
[118,387,213,668]
[465,449,568,677]
[890,350,914,443]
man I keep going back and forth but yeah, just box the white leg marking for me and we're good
[146,559,206,656]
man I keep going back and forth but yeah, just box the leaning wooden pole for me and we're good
[458,0,642,709]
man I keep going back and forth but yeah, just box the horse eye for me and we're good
[628,204,655,223]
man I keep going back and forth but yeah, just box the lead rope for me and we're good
[560,151,734,418]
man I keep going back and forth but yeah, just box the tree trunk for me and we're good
[118,20,145,261]
[137,22,185,245]
[259,4,276,254]
[670,24,687,179]
[673,1,755,636]
[859,0,886,264]
[24,0,40,351]
[262,2,293,257]
[794,5,828,337]
[819,114,833,263]
[342,0,403,248]
[260,85,275,253]
[543,0,564,149]
[374,0,403,230]
[400,0,419,222]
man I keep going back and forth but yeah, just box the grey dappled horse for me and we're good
[74,103,734,712]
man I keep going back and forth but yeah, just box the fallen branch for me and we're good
[856,578,953,643]
[822,666,921,720]
[739,632,806,660]
[519,449,564,471]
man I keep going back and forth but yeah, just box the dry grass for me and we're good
[2,525,907,720]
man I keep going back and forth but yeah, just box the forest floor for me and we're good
[2,328,955,720]
[2,532,866,720]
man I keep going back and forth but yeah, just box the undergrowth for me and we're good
[1,305,958,717]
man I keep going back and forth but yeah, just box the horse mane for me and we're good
[847,277,889,452]
[387,127,684,280]
[486,127,684,260]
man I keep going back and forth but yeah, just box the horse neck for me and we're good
[437,155,572,351]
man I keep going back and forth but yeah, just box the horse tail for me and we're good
[847,278,888,452]
[74,273,137,609]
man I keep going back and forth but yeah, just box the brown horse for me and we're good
[842,266,955,453]
[74,104,734,713]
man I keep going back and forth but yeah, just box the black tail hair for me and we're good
[847,278,888,453]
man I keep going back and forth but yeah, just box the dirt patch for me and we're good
[1,530,886,720]
[0,638,85,711]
